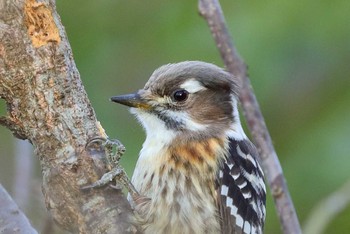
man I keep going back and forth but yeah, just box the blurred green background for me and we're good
[1,0,350,233]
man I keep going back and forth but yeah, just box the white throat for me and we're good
[131,108,176,159]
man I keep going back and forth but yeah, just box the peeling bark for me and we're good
[0,0,139,233]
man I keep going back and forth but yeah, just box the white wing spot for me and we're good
[236,215,244,228]
[251,225,257,234]
[226,203,244,230]
[242,191,252,199]
[238,180,247,189]
[219,170,223,178]
[246,154,257,167]
[250,201,258,215]
[221,185,228,196]
[231,205,238,216]
[226,197,234,212]
[232,172,240,180]
[257,162,264,177]
[240,166,265,194]
[243,221,251,233]
[236,145,246,159]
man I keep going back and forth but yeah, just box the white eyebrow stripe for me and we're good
[180,78,206,93]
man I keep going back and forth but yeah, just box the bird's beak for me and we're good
[110,92,151,110]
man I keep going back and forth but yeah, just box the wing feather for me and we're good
[216,138,266,234]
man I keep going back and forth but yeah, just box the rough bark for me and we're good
[0,0,139,233]
[198,0,302,233]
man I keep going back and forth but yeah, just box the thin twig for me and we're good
[303,180,350,234]
[198,0,301,233]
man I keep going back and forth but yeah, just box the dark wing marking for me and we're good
[216,138,266,234]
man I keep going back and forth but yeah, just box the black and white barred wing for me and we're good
[216,139,266,234]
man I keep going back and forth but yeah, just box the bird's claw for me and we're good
[83,136,136,193]
[86,136,126,165]
[103,138,126,166]
[82,166,126,190]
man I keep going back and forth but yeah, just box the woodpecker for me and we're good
[111,61,266,234]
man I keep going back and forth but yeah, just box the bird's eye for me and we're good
[172,89,189,102]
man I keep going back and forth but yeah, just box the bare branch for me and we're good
[0,0,139,233]
[0,184,38,234]
[303,180,350,234]
[198,0,301,233]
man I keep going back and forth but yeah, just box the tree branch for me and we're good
[198,0,301,233]
[0,0,139,233]
[303,180,350,234]
[0,184,38,234]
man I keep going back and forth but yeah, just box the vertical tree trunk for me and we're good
[0,0,139,233]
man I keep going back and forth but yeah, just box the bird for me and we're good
[111,61,266,234]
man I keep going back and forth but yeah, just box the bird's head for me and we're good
[111,61,244,144]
